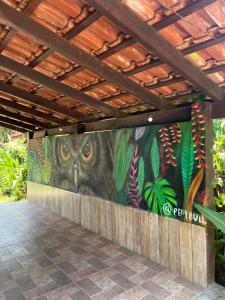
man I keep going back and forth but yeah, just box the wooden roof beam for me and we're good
[88,0,225,102]
[141,63,225,91]
[0,97,64,125]
[0,0,41,51]
[65,32,225,92]
[0,106,47,128]
[0,1,169,110]
[125,33,225,76]
[30,10,101,67]
[85,0,216,62]
[37,100,225,137]
[0,115,34,131]
[24,0,215,79]
[78,63,225,109]
[0,121,26,133]
[0,82,80,120]
[0,55,121,118]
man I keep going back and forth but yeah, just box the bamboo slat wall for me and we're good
[27,181,214,287]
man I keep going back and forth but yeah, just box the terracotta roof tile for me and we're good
[0,0,225,128]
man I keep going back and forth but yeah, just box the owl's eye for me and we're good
[82,142,92,161]
[60,143,71,161]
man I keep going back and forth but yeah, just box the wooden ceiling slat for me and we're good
[88,0,225,102]
[0,55,122,118]
[146,64,225,91]
[0,120,26,132]
[0,115,34,131]
[0,29,15,52]
[0,97,63,125]
[0,82,80,120]
[30,10,101,68]
[64,10,100,40]
[0,0,41,51]
[153,0,215,30]
[126,33,225,76]
[0,2,169,110]
[84,0,216,62]
[23,0,42,15]
[0,106,47,128]
[80,62,225,107]
[55,0,217,82]
[58,38,135,81]
[67,33,225,93]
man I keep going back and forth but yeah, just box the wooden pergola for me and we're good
[0,0,224,134]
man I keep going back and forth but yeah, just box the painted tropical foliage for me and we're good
[29,102,207,225]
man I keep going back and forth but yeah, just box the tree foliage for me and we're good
[210,119,225,285]
[0,137,28,200]
[213,119,225,211]
[0,126,10,144]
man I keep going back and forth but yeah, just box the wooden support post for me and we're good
[192,102,214,286]
[204,102,215,285]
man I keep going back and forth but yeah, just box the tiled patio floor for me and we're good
[0,200,211,299]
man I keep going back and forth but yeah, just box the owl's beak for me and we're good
[73,163,79,192]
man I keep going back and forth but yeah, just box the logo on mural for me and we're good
[28,102,206,225]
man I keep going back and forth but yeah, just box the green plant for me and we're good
[195,204,225,233]
[0,138,28,200]
[213,119,225,211]
[0,126,10,143]
[114,134,134,192]
[195,204,225,284]
[212,119,225,286]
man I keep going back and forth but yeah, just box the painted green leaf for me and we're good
[115,135,134,191]
[116,189,128,205]
[144,178,177,216]
[43,137,51,157]
[151,137,160,180]
[138,156,144,194]
[181,122,194,202]
[195,204,225,233]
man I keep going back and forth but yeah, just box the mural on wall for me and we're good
[28,101,207,225]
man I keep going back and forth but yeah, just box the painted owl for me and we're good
[51,131,115,200]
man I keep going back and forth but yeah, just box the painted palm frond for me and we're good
[151,137,160,180]
[115,134,134,192]
[144,138,177,215]
[180,122,194,203]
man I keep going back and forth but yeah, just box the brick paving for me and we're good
[0,200,217,300]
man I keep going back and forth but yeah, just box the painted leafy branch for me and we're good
[144,137,177,216]
[128,145,144,208]
[159,144,168,178]
[192,102,205,168]
[151,137,160,179]
[159,123,181,167]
